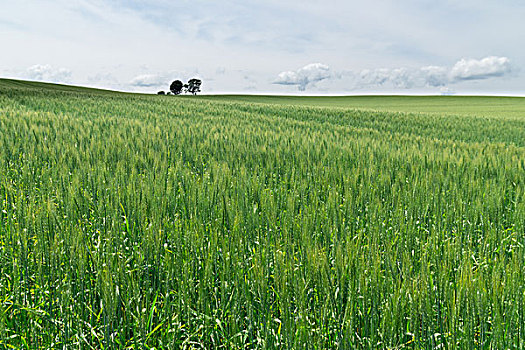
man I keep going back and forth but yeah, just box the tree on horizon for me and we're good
[186,78,202,95]
[169,80,183,95]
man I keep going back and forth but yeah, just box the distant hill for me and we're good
[0,78,123,95]
[2,78,525,119]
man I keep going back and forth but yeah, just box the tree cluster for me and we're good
[158,78,202,96]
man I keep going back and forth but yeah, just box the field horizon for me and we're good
[2,77,525,117]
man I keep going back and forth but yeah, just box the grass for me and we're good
[193,94,525,119]
[0,78,524,348]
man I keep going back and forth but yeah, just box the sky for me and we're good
[1,0,524,95]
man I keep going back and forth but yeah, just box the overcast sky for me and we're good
[1,0,524,94]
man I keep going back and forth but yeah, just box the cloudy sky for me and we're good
[1,0,524,94]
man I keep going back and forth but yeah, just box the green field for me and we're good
[194,94,525,119]
[1,78,524,348]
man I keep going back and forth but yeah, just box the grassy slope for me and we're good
[191,94,525,119]
[0,78,120,95]
[3,78,525,118]
[2,79,524,148]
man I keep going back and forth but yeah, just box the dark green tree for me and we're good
[186,78,202,95]
[169,80,183,95]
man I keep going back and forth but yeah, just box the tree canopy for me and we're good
[187,79,202,95]
[162,78,202,95]
[169,80,183,95]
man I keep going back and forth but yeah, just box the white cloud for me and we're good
[278,56,514,92]
[274,63,331,91]
[275,64,452,92]
[358,68,391,86]
[359,68,417,88]
[88,72,119,85]
[130,74,168,87]
[450,56,512,81]
[26,64,72,83]
[420,66,449,87]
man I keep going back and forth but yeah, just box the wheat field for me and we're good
[1,79,524,348]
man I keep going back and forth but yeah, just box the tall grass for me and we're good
[0,84,524,348]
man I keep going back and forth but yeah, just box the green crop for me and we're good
[0,79,524,348]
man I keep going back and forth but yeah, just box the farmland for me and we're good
[194,94,525,119]
[0,79,524,348]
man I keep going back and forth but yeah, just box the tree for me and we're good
[157,91,165,95]
[186,78,202,95]
[170,80,183,95]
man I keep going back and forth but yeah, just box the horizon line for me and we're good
[2,77,525,98]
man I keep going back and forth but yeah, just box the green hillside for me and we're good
[193,94,525,119]
[0,78,121,95]
[3,78,525,118]
[1,79,524,348]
